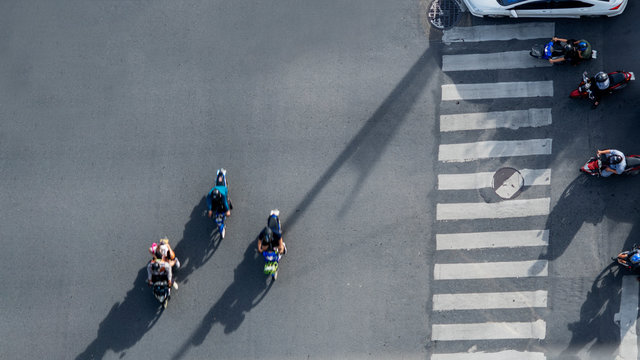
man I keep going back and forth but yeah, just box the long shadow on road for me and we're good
[282,47,438,231]
[75,197,218,360]
[557,263,623,360]
[171,238,271,360]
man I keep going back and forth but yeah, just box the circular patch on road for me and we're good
[427,0,462,30]
[492,167,524,200]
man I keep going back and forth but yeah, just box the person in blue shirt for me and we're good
[598,149,626,177]
[207,173,232,218]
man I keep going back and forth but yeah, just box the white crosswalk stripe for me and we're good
[433,291,548,310]
[438,169,551,190]
[431,22,555,359]
[442,81,553,101]
[434,260,548,280]
[431,350,546,360]
[440,108,552,132]
[432,320,547,341]
[443,51,552,71]
[436,198,550,220]
[439,139,552,162]
[436,230,549,250]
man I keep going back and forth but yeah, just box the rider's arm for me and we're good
[553,37,568,42]
[164,263,173,284]
[206,190,213,211]
[147,262,153,283]
[277,237,285,254]
[257,238,265,252]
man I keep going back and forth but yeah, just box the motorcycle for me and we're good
[262,209,283,280]
[570,70,635,101]
[153,280,170,309]
[263,250,281,280]
[213,168,228,239]
[580,152,640,176]
[613,245,640,271]
[530,39,597,63]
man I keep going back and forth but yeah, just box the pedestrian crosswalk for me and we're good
[431,22,555,359]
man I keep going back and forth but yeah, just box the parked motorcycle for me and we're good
[213,168,229,239]
[613,245,640,271]
[580,152,640,176]
[570,70,635,102]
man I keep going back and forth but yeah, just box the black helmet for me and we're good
[610,155,623,165]
[152,262,160,271]
[595,72,610,90]
[563,43,573,53]
[212,188,221,199]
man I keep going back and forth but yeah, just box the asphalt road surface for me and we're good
[2,1,640,360]
[1,1,437,359]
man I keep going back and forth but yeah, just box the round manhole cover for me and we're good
[427,0,462,30]
[492,168,524,200]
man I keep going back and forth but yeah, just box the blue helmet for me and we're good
[577,41,588,51]
[631,253,640,264]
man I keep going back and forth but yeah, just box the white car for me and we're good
[462,0,628,18]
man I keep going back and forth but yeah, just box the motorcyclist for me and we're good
[588,72,610,108]
[207,173,232,218]
[549,37,591,64]
[597,149,626,177]
[149,237,181,269]
[257,212,286,255]
[617,245,640,270]
[147,259,175,289]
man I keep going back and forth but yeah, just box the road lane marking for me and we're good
[431,319,546,340]
[431,350,546,360]
[434,260,548,280]
[436,230,549,250]
[438,169,551,190]
[616,275,639,360]
[433,290,548,310]
[442,81,553,101]
[440,109,552,132]
[442,23,555,44]
[436,198,550,220]
[443,51,552,72]
[439,139,552,162]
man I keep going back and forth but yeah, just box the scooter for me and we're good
[580,152,640,176]
[612,245,640,271]
[530,39,597,63]
[153,280,170,309]
[262,209,283,280]
[213,168,228,239]
[570,71,635,100]
[263,250,281,280]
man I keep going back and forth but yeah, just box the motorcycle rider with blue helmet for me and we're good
[597,149,626,177]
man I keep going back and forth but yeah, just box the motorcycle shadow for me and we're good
[171,236,273,360]
[74,266,163,360]
[558,263,624,360]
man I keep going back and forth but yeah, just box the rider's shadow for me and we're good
[171,236,272,360]
[74,266,163,360]
[75,197,221,360]
[173,197,223,286]
[557,263,623,360]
